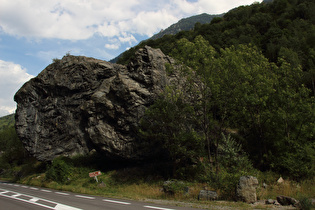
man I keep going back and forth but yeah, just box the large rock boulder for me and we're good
[236,176,259,203]
[14,46,180,161]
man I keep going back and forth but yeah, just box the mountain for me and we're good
[109,13,223,63]
[263,0,274,3]
[149,13,223,40]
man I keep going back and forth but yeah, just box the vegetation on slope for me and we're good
[118,0,315,180]
[0,114,15,132]
[118,0,315,95]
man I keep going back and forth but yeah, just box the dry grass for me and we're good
[257,178,315,200]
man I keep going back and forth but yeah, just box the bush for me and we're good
[205,134,258,200]
[46,157,72,184]
[298,196,314,210]
[162,180,187,195]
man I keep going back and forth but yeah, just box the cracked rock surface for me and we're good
[14,46,179,161]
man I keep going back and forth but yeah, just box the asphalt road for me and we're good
[0,181,205,210]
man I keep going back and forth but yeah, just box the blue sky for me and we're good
[0,0,262,117]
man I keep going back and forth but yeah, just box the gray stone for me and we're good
[14,46,184,161]
[277,195,300,207]
[198,190,218,201]
[265,199,276,205]
[236,176,259,203]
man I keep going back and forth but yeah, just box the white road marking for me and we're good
[41,189,52,193]
[14,184,20,187]
[144,206,176,210]
[0,188,82,210]
[55,203,83,210]
[30,187,39,190]
[21,186,28,188]
[103,199,131,205]
[75,195,95,199]
[29,198,39,202]
[55,192,70,196]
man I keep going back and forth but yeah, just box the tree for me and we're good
[171,36,218,165]
[140,86,204,177]
[0,126,27,166]
[214,45,314,178]
[140,34,314,179]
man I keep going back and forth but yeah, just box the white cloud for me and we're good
[105,43,120,50]
[118,33,137,45]
[0,0,262,41]
[0,60,34,117]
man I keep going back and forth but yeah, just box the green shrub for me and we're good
[298,196,314,210]
[162,180,187,195]
[205,133,258,200]
[46,157,72,184]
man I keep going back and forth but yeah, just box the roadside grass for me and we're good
[257,177,315,201]
[1,156,314,209]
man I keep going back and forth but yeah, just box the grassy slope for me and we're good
[0,114,15,131]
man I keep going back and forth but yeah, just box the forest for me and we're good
[118,0,315,181]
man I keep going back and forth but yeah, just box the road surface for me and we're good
[0,181,205,210]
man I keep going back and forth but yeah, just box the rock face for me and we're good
[236,176,259,203]
[198,190,218,201]
[14,46,179,161]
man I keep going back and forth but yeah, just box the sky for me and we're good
[0,0,262,117]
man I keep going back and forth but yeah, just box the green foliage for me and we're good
[162,180,187,195]
[0,114,15,132]
[140,86,204,178]
[218,134,252,171]
[298,196,314,210]
[141,34,314,180]
[46,157,73,184]
[118,0,315,96]
[204,134,256,200]
[0,126,27,167]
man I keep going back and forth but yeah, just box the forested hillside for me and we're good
[120,0,315,180]
[0,114,14,132]
[118,0,315,94]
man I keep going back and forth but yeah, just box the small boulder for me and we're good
[198,190,218,201]
[265,199,276,205]
[277,176,284,184]
[236,176,259,203]
[277,195,299,207]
